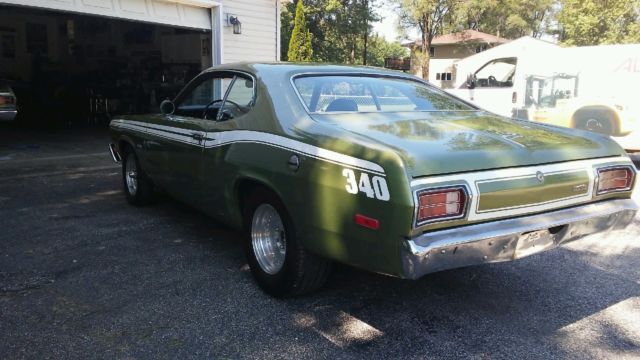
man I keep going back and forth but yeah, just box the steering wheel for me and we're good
[488,75,497,86]
[203,99,243,120]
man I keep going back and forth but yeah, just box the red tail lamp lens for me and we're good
[0,95,13,105]
[417,187,466,223]
[597,167,634,194]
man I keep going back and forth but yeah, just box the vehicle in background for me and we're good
[446,38,640,152]
[0,80,18,122]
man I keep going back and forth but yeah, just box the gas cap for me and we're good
[287,154,300,172]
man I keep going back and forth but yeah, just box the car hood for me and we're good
[312,111,625,177]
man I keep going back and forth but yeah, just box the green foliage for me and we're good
[452,0,554,38]
[394,0,453,78]
[282,0,389,64]
[557,0,640,46]
[365,35,408,67]
[287,0,314,62]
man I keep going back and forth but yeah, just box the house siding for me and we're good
[221,0,279,63]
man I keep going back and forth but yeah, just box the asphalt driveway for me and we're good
[1,129,639,359]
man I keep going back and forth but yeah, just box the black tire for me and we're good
[575,111,615,135]
[243,188,331,297]
[121,145,154,206]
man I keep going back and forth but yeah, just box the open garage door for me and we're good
[0,5,213,128]
[0,0,214,30]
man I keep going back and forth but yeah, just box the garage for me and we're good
[0,0,238,129]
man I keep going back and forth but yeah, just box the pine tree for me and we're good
[287,1,313,62]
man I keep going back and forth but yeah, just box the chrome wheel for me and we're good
[125,155,138,196]
[251,204,287,275]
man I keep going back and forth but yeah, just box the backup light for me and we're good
[597,167,635,194]
[416,187,467,225]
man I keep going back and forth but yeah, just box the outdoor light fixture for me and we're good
[229,16,242,34]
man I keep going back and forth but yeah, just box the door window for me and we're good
[173,72,254,120]
[474,58,517,88]
[218,76,254,120]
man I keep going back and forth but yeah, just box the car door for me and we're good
[198,72,257,220]
[145,72,235,206]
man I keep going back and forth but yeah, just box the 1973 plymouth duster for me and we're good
[109,63,638,297]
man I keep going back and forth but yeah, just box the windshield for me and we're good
[293,75,473,113]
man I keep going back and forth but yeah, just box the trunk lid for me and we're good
[313,111,624,177]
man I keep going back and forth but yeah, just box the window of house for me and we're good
[437,73,452,81]
[429,46,435,57]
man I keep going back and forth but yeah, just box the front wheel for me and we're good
[575,111,616,135]
[243,188,331,297]
[121,146,154,206]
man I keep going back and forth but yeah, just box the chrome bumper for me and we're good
[109,143,122,163]
[0,109,17,122]
[401,198,638,279]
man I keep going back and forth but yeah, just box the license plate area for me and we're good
[514,229,556,259]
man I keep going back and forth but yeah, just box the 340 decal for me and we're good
[342,169,390,201]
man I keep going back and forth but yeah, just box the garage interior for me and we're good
[0,5,212,128]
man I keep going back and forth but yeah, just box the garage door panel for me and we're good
[82,0,115,10]
[0,0,211,30]
[151,0,181,20]
[119,0,147,15]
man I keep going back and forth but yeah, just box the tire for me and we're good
[121,146,154,206]
[243,188,331,297]
[575,111,615,135]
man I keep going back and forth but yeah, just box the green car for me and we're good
[109,63,638,297]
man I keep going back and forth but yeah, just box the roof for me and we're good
[406,30,509,47]
[204,62,425,81]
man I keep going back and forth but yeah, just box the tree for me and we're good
[287,0,313,62]
[557,0,640,46]
[365,34,408,67]
[281,0,378,64]
[451,0,554,39]
[395,0,453,79]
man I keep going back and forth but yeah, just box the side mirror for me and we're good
[466,73,476,89]
[160,99,175,115]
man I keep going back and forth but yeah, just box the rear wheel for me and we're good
[121,146,154,206]
[243,188,331,297]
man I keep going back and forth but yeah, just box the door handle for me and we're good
[191,133,205,141]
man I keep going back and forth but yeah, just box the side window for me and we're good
[474,57,517,88]
[218,75,255,120]
[174,74,233,119]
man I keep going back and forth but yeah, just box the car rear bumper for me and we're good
[400,198,638,279]
[0,109,17,121]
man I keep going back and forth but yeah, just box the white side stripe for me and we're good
[110,119,386,175]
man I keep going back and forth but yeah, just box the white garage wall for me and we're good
[220,0,279,63]
[0,0,212,29]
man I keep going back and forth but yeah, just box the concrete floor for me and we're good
[1,128,639,359]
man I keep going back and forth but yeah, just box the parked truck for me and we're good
[446,37,639,151]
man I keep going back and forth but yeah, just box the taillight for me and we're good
[416,187,467,225]
[512,91,517,103]
[0,95,14,105]
[597,166,635,194]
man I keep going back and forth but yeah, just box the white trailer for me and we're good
[446,37,640,151]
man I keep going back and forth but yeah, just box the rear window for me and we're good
[293,75,473,113]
